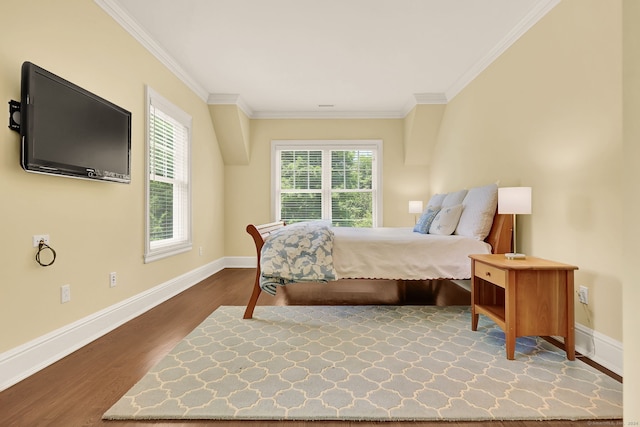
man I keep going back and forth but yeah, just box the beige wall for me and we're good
[0,0,224,352]
[431,0,623,343]
[224,118,432,256]
[623,0,639,421]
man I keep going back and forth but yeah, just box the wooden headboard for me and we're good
[485,212,513,254]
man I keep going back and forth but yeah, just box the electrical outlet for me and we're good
[33,234,50,247]
[109,272,117,287]
[578,286,589,304]
[199,247,203,256]
[61,284,71,303]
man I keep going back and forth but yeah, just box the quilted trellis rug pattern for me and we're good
[104,305,622,421]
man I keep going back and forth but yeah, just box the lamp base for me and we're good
[505,253,526,260]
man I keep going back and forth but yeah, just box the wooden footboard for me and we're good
[243,212,512,319]
[243,221,286,319]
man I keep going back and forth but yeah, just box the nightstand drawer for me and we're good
[475,262,506,287]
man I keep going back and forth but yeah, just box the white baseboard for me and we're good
[555,323,623,377]
[224,256,255,268]
[0,257,623,391]
[0,258,225,392]
[453,280,623,376]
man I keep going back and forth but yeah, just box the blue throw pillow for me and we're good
[413,206,441,234]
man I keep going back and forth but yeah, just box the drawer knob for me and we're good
[485,272,491,277]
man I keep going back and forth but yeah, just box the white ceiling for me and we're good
[98,0,559,118]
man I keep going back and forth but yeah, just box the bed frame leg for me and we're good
[243,273,262,319]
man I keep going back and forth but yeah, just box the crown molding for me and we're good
[207,94,242,104]
[250,109,406,119]
[94,0,209,102]
[445,0,560,101]
[414,93,449,104]
[402,93,449,116]
[208,94,406,119]
[207,94,254,118]
[96,0,558,119]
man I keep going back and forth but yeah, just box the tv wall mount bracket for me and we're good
[8,100,20,132]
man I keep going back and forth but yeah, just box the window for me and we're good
[144,87,192,263]
[272,140,382,227]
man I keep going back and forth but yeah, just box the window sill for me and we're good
[144,244,192,263]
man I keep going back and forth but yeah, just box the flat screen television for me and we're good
[20,61,132,183]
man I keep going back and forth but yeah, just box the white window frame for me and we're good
[144,86,192,263]
[271,140,383,226]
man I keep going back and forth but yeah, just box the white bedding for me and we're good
[332,227,492,280]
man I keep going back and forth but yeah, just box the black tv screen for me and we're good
[20,61,131,183]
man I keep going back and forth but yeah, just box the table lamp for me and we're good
[498,187,532,259]
[408,200,423,224]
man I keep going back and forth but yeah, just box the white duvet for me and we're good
[332,227,491,280]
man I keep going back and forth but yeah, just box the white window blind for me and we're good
[145,87,192,263]
[330,149,374,227]
[273,140,382,227]
[279,150,323,222]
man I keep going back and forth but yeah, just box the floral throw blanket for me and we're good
[259,221,337,295]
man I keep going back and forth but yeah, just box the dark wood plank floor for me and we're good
[0,268,620,426]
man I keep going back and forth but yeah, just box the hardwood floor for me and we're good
[0,268,620,427]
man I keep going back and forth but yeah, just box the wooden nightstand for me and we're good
[469,254,579,360]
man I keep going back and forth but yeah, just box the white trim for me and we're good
[271,140,383,226]
[451,281,622,375]
[207,94,254,118]
[450,279,472,292]
[413,93,449,105]
[207,94,242,104]
[445,0,560,101]
[94,0,209,102]
[554,323,623,377]
[0,259,224,392]
[251,110,406,119]
[144,86,193,264]
[143,244,192,264]
[224,256,256,268]
[402,93,450,118]
[95,0,558,119]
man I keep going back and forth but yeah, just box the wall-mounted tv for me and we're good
[20,61,132,183]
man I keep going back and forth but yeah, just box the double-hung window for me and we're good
[272,140,382,227]
[144,87,192,263]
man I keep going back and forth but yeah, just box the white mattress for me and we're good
[332,227,492,280]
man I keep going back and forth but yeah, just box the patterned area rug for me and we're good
[104,306,622,421]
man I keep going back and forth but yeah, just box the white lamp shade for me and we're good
[498,187,532,215]
[408,200,424,214]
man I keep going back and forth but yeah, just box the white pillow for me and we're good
[426,193,446,208]
[429,204,464,235]
[455,183,498,240]
[441,190,467,208]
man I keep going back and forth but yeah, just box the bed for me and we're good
[243,184,513,319]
